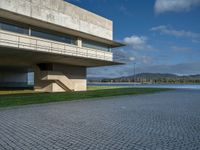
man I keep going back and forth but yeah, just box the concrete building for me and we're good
[0,0,124,92]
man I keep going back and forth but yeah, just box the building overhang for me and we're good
[0,47,124,68]
[0,9,125,48]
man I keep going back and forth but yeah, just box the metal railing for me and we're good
[0,30,114,61]
[112,51,129,63]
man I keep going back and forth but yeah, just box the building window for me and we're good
[0,20,77,45]
[31,29,77,45]
[0,20,112,50]
[82,39,110,52]
[0,21,29,35]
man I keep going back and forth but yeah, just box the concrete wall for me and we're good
[53,64,87,91]
[34,64,87,92]
[53,64,86,80]
[34,65,54,92]
[0,0,113,40]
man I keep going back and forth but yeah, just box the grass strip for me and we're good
[0,88,170,108]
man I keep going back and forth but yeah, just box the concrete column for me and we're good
[34,65,53,92]
[77,38,82,47]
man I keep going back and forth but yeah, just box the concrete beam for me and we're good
[0,47,122,67]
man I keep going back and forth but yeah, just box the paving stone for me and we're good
[0,90,200,150]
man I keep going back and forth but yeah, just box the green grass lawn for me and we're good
[0,86,170,108]
[0,86,122,95]
[0,90,36,95]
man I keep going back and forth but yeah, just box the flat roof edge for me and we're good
[0,9,124,47]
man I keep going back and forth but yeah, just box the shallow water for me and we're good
[88,83,200,90]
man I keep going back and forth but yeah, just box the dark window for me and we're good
[0,21,29,35]
[82,39,110,51]
[38,64,53,71]
[31,29,77,45]
[0,20,77,45]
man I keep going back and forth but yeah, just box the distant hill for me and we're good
[88,73,200,84]
[123,73,178,78]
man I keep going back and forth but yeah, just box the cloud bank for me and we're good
[124,35,147,49]
[155,0,200,14]
[151,25,200,40]
[123,35,154,51]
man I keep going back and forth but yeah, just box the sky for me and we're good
[66,0,200,78]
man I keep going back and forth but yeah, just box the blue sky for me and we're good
[67,0,200,78]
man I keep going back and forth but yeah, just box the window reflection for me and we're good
[0,21,29,35]
[82,39,110,52]
[0,20,77,45]
[0,20,111,51]
[31,29,77,45]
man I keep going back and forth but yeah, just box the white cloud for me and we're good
[129,56,136,61]
[151,25,200,40]
[155,0,200,14]
[124,35,149,50]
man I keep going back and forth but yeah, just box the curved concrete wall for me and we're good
[0,0,113,40]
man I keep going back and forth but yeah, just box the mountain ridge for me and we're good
[88,73,200,84]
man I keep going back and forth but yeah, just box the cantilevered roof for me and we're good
[0,47,124,68]
[0,9,125,48]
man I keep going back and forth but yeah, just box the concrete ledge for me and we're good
[0,30,113,62]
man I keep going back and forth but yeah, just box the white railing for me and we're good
[0,30,113,61]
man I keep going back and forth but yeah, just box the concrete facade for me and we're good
[0,0,124,92]
[0,0,113,40]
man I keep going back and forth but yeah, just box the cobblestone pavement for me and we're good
[0,90,200,150]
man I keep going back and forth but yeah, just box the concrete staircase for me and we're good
[40,71,74,92]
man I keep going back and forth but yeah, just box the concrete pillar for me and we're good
[34,65,53,92]
[77,38,82,47]
[34,64,87,92]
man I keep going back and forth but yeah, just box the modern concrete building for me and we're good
[0,0,124,92]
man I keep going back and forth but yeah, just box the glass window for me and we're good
[31,29,77,45]
[0,21,29,35]
[82,39,110,51]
